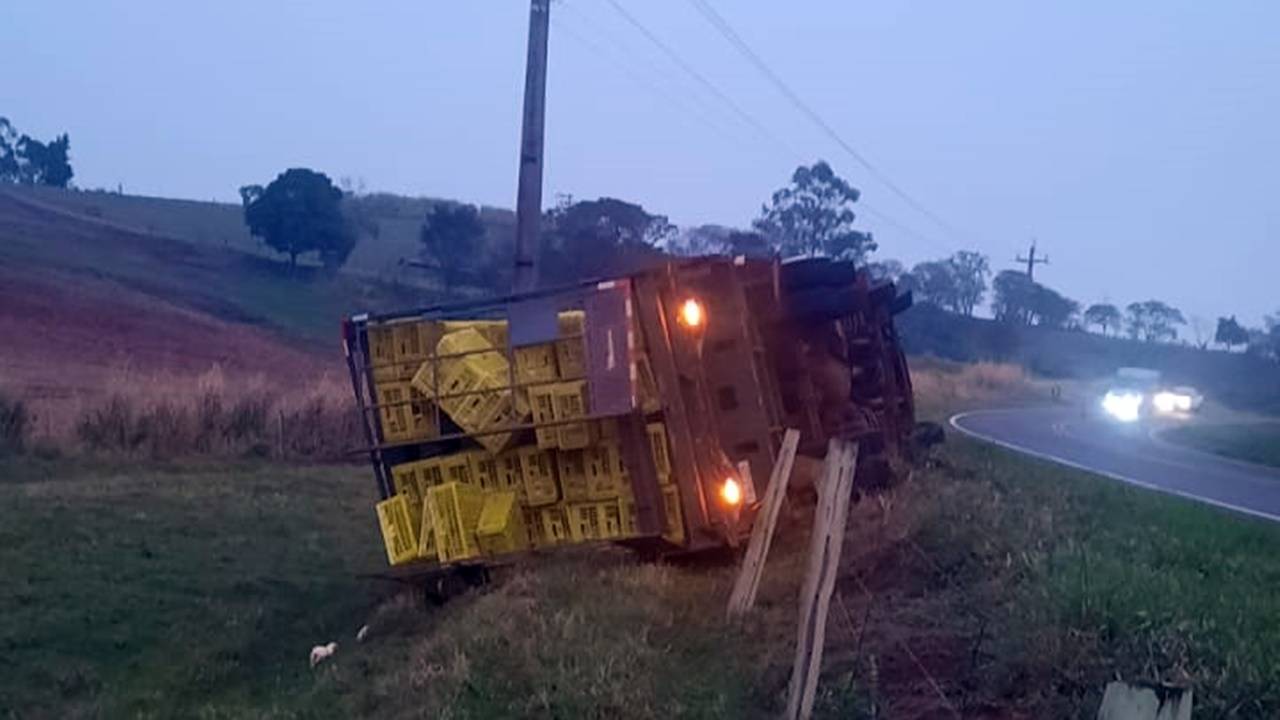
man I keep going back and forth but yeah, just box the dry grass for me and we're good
[10,364,359,461]
[319,551,788,719]
[909,357,1040,419]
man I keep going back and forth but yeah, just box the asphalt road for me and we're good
[950,406,1280,523]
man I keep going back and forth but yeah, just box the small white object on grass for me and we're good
[356,624,369,643]
[309,642,338,668]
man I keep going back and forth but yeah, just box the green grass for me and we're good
[6,432,1280,717]
[904,437,1280,717]
[0,459,384,719]
[1162,422,1280,470]
[5,184,516,288]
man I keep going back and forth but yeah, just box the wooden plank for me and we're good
[785,439,859,720]
[726,428,800,619]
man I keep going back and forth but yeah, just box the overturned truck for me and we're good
[343,256,914,571]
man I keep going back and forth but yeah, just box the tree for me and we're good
[992,270,1036,324]
[1083,303,1122,335]
[1032,286,1079,330]
[241,168,356,271]
[865,259,905,283]
[947,250,989,316]
[0,118,73,187]
[666,225,729,257]
[539,197,673,283]
[754,160,876,263]
[1125,300,1185,342]
[1215,316,1250,350]
[0,119,17,181]
[909,260,958,310]
[419,202,486,292]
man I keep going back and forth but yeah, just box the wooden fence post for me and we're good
[784,439,859,720]
[727,429,800,619]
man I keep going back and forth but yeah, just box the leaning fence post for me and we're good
[727,429,800,619]
[784,438,859,720]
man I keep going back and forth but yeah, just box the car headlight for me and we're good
[1152,391,1193,415]
[1102,391,1143,422]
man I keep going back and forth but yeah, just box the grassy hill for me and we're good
[899,303,1280,415]
[6,184,515,284]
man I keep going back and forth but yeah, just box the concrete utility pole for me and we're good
[512,0,551,293]
[1015,239,1049,280]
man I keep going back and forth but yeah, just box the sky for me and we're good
[5,1,1278,327]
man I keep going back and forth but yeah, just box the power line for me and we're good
[685,0,967,245]
[575,0,954,256]
[554,4,758,148]
[600,0,799,158]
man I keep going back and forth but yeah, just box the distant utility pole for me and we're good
[1015,240,1049,281]
[511,0,551,294]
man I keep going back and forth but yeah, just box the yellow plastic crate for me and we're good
[647,422,672,480]
[584,444,620,500]
[368,321,438,383]
[522,507,547,548]
[367,324,399,383]
[442,320,509,353]
[438,451,478,486]
[518,446,559,506]
[418,501,438,561]
[426,482,486,563]
[661,485,684,544]
[476,491,529,556]
[376,495,420,566]
[392,458,444,489]
[566,500,624,543]
[557,449,590,502]
[393,321,438,366]
[556,311,586,380]
[376,382,437,444]
[485,450,526,499]
[528,383,559,449]
[538,505,572,545]
[416,369,519,454]
[619,497,639,537]
[514,343,558,384]
[471,451,499,490]
[389,462,427,533]
[554,381,592,450]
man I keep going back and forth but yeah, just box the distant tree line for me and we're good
[238,158,1265,365]
[0,117,73,188]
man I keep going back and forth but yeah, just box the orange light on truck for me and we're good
[678,298,705,329]
[720,477,743,506]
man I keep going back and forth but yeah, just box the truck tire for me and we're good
[780,258,858,291]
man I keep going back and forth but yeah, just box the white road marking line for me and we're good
[948,410,1280,525]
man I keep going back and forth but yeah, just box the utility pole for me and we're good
[1015,239,1049,281]
[511,0,551,293]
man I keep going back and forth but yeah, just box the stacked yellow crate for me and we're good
[368,320,442,445]
[425,481,487,563]
[475,491,529,556]
[556,311,586,380]
[414,328,526,453]
[375,495,420,566]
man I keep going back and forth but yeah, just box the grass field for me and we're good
[3,184,516,285]
[7,426,1280,718]
[1163,422,1280,470]
[0,457,383,719]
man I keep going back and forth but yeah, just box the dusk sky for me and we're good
[6,1,1277,326]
